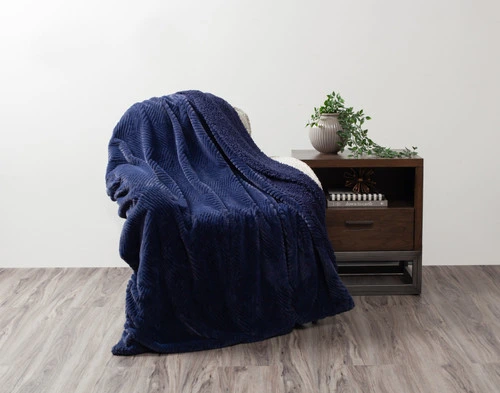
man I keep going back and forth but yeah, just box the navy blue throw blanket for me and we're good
[106,91,354,355]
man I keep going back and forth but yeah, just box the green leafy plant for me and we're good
[306,91,418,158]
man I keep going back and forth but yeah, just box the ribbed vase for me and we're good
[309,114,342,154]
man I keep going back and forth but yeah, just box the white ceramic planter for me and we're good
[309,113,342,154]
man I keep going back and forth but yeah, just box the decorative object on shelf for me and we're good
[328,199,388,208]
[305,91,418,158]
[308,114,342,153]
[344,168,377,194]
[327,189,387,208]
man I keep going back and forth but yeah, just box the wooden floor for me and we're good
[0,266,499,393]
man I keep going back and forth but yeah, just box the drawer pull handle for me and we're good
[345,220,374,226]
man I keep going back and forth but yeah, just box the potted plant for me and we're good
[306,91,417,158]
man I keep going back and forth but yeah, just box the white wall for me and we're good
[1,0,499,267]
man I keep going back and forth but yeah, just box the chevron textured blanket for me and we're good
[106,91,354,355]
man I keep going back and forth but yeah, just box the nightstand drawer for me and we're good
[326,208,414,251]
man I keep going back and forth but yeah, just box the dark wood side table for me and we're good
[292,150,423,295]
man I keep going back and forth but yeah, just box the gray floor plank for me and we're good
[218,365,284,393]
[423,266,500,364]
[0,266,499,392]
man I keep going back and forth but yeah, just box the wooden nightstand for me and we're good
[292,150,423,295]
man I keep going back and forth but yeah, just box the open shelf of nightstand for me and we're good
[335,251,421,295]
